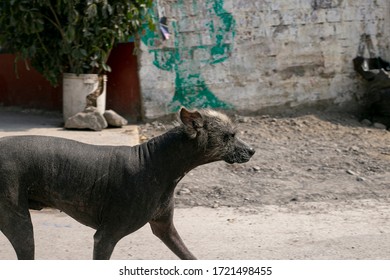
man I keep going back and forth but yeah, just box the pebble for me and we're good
[346,170,357,176]
[252,166,261,172]
[177,188,191,195]
[350,146,360,153]
[238,117,250,123]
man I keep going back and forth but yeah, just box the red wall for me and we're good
[0,43,141,120]
[0,54,62,111]
[106,43,142,122]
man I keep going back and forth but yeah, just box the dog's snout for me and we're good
[238,138,255,157]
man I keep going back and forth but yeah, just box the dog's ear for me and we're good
[180,107,204,137]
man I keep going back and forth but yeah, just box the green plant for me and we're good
[0,0,153,85]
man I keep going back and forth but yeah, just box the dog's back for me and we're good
[0,136,124,226]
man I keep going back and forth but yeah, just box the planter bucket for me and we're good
[62,73,107,121]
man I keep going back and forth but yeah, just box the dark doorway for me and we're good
[106,42,142,122]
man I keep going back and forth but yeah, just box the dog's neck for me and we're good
[139,126,208,182]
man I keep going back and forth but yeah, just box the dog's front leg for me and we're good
[149,206,196,260]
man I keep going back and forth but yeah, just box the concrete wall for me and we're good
[139,0,390,119]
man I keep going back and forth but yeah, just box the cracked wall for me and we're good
[139,0,390,118]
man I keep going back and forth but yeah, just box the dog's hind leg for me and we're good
[149,205,196,260]
[0,204,35,260]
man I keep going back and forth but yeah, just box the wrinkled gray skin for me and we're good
[0,108,255,260]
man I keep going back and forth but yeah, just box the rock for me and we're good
[177,188,191,195]
[252,166,261,172]
[65,107,107,131]
[361,119,372,126]
[350,146,360,152]
[103,110,128,127]
[373,122,387,129]
[346,170,358,176]
[237,116,250,123]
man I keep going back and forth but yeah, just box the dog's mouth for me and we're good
[223,149,255,164]
[224,157,250,164]
[224,158,236,164]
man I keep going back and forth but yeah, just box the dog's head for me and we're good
[180,107,255,164]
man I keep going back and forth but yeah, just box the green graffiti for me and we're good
[141,0,236,111]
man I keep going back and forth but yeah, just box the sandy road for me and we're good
[1,200,390,260]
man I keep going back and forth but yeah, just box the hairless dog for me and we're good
[0,108,255,259]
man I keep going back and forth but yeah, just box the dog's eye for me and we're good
[223,133,235,142]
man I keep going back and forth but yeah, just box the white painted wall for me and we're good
[139,0,390,119]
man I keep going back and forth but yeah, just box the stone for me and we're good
[65,106,108,131]
[252,166,261,172]
[103,110,128,127]
[350,146,360,152]
[177,188,191,195]
[212,201,219,208]
[361,119,372,126]
[373,122,387,130]
[346,170,357,176]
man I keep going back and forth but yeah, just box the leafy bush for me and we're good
[0,0,153,85]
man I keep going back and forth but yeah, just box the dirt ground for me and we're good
[139,110,390,210]
[1,109,390,259]
[136,109,390,259]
